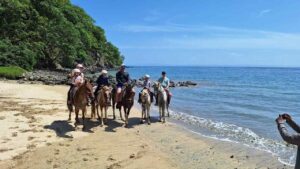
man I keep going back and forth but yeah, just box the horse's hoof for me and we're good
[100,124,103,127]
[113,116,116,120]
[121,118,125,122]
[82,127,86,131]
[140,121,144,124]
[148,122,151,125]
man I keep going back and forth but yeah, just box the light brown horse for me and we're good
[92,86,112,126]
[140,88,151,125]
[67,79,94,130]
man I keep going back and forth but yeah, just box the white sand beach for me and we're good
[0,81,292,169]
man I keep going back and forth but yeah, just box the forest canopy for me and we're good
[0,0,124,70]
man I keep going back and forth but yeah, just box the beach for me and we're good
[0,80,292,169]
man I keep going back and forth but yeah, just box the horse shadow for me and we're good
[104,118,124,132]
[44,120,75,138]
[44,118,101,137]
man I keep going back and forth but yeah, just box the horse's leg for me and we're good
[162,103,166,123]
[100,106,104,126]
[140,106,144,124]
[96,104,102,127]
[124,107,128,127]
[91,101,95,119]
[68,105,72,121]
[112,99,116,120]
[147,104,151,125]
[104,106,108,124]
[74,107,80,128]
[167,97,171,117]
[82,107,86,131]
[119,106,124,121]
[158,105,162,122]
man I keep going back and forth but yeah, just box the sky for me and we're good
[71,0,300,67]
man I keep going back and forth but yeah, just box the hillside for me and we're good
[0,0,123,70]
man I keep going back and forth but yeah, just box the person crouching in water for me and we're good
[94,70,110,97]
[276,113,300,169]
[67,68,84,104]
[138,74,154,103]
[115,64,134,108]
[155,71,171,105]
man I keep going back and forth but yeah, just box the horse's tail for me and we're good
[67,102,73,112]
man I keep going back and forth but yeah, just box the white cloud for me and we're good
[117,24,300,50]
[258,9,272,17]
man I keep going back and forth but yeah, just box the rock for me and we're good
[230,155,234,158]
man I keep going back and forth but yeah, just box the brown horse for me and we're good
[112,83,135,127]
[67,79,94,130]
[122,84,135,127]
[92,86,112,126]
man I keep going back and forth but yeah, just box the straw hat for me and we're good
[73,68,81,73]
[101,70,108,74]
[76,64,84,69]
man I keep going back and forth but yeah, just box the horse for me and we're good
[67,79,94,130]
[140,88,151,125]
[92,86,112,126]
[154,82,167,123]
[112,83,135,127]
[122,83,135,127]
[111,86,124,121]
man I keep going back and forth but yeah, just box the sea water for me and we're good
[127,66,300,165]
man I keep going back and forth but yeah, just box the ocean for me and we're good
[127,66,300,165]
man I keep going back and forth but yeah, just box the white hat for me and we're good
[76,64,84,68]
[101,70,108,74]
[145,74,150,78]
[121,64,126,67]
[73,68,81,73]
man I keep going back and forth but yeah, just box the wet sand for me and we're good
[0,80,292,169]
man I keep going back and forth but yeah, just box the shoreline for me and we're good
[0,80,292,169]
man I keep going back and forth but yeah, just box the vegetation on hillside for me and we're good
[0,0,123,70]
[0,66,26,79]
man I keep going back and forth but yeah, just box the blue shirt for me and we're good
[158,77,170,89]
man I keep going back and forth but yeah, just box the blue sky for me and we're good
[71,0,300,67]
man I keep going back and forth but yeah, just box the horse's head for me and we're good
[83,79,94,99]
[124,82,135,101]
[141,88,150,103]
[101,86,112,105]
[154,82,164,94]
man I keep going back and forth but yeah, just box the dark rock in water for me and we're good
[170,81,176,88]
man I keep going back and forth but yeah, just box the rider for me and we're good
[94,69,110,96]
[138,74,153,103]
[115,64,132,108]
[67,68,84,104]
[155,71,170,105]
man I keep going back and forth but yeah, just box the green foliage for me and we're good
[0,66,26,79]
[0,0,123,70]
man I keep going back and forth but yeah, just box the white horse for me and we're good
[140,88,151,124]
[154,82,167,123]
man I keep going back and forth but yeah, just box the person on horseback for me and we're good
[138,74,154,103]
[94,70,110,96]
[67,68,84,104]
[155,71,171,105]
[115,64,133,108]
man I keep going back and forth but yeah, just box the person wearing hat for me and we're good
[155,71,171,105]
[138,74,153,103]
[115,64,132,108]
[67,68,84,104]
[94,69,110,96]
[76,63,85,78]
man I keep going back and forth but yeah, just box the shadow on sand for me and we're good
[44,116,162,138]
